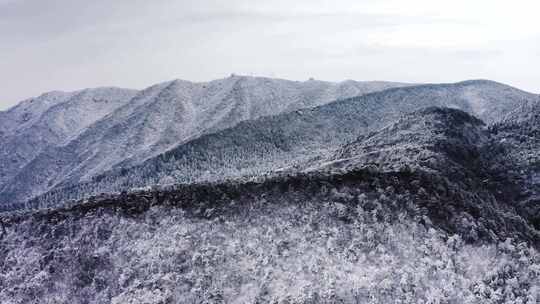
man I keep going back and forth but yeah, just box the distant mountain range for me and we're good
[0,76,411,207]
[1,76,539,303]
[0,76,537,214]
[3,78,537,211]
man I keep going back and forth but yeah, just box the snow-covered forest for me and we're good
[1,77,539,303]
[5,80,537,212]
[2,0,540,301]
[2,174,539,303]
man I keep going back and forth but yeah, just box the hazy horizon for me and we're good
[1,0,539,110]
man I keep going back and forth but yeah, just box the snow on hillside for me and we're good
[0,76,410,204]
[1,78,539,304]
[20,81,539,211]
[320,107,488,173]
[2,170,539,303]
[71,76,410,178]
[0,91,76,137]
[0,88,137,189]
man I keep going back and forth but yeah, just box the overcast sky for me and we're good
[1,0,539,110]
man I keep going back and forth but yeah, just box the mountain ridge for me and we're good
[15,80,538,211]
[13,106,539,242]
[1,79,540,303]
[0,76,413,205]
[0,87,138,188]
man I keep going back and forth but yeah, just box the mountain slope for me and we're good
[2,148,539,303]
[0,76,410,206]
[312,107,540,241]
[20,80,538,210]
[0,88,137,187]
[316,107,488,174]
[489,97,540,228]
[2,105,540,303]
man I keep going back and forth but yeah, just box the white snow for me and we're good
[0,75,410,202]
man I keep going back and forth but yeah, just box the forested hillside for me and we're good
[1,78,539,303]
[0,76,410,207]
[18,80,538,211]
[2,168,539,303]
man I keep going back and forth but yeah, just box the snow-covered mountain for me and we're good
[489,97,540,229]
[3,107,539,303]
[0,88,137,188]
[2,77,540,303]
[0,76,410,206]
[316,107,489,174]
[19,79,538,210]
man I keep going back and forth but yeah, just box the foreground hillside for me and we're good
[1,170,539,303]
